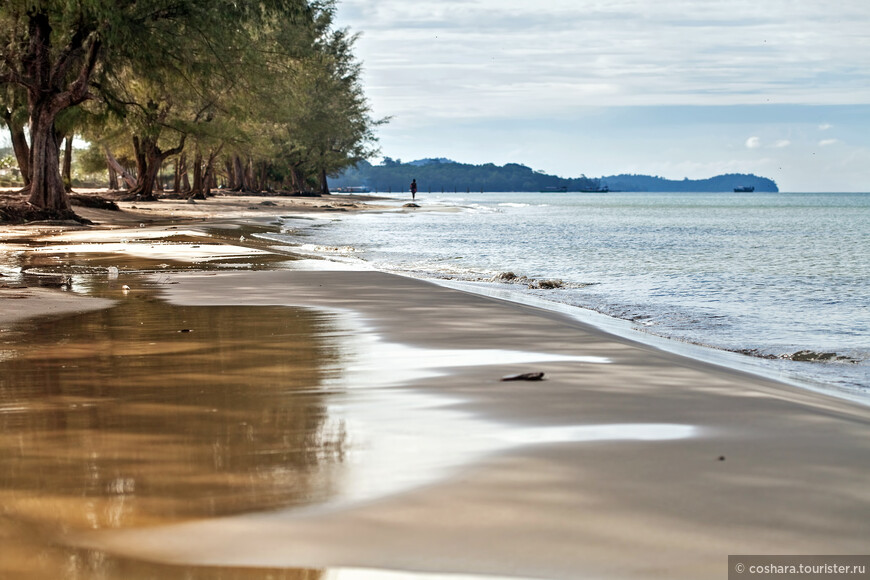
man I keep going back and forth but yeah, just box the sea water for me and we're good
[267,192,870,400]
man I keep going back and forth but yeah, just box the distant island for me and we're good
[331,158,779,193]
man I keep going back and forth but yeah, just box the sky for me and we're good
[334,0,870,192]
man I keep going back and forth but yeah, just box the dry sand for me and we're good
[2,193,870,580]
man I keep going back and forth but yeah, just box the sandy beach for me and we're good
[2,193,869,580]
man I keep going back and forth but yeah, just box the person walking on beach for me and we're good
[410,179,417,201]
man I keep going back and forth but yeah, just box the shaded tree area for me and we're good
[0,0,379,220]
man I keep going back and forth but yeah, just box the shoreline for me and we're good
[2,193,870,579]
[430,278,870,407]
[267,191,870,403]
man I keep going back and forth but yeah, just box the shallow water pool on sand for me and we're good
[0,283,350,576]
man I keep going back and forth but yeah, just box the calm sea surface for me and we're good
[269,192,870,400]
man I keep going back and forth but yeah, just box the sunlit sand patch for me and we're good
[496,423,698,445]
[40,227,211,240]
[274,257,374,271]
[278,313,694,510]
[341,333,612,387]
[24,225,271,263]
[329,386,698,509]
[29,242,270,262]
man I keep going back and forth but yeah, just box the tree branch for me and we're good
[69,36,101,104]
[49,27,88,89]
[0,63,26,88]
[91,81,152,116]
[161,134,187,160]
[105,146,137,189]
[45,35,101,115]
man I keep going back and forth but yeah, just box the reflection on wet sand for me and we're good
[0,279,346,578]
[1,257,699,580]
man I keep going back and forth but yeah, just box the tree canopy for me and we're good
[0,0,379,214]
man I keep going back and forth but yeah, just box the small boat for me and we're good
[540,186,568,193]
[734,186,755,192]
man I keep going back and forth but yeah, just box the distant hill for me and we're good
[334,159,602,193]
[331,159,778,193]
[601,173,778,193]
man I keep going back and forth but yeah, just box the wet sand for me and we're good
[2,194,870,579]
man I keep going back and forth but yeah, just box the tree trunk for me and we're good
[232,155,244,190]
[173,155,182,192]
[106,154,119,190]
[204,149,220,197]
[128,135,153,199]
[258,162,268,192]
[204,166,214,197]
[174,153,189,193]
[62,136,73,192]
[244,157,255,192]
[27,103,70,211]
[11,125,32,188]
[319,167,330,196]
[126,134,185,200]
[132,156,160,200]
[2,110,31,187]
[105,147,136,189]
[191,150,204,199]
[23,10,101,212]
[224,158,234,190]
[288,163,303,192]
[155,159,164,192]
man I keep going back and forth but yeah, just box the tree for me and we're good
[0,85,30,186]
[0,4,102,211]
[1,0,382,210]
[292,25,381,195]
[103,81,189,200]
[0,0,319,212]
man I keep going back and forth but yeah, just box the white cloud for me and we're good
[336,1,870,191]
[341,0,870,122]
[819,139,840,146]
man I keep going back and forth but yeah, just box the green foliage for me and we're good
[225,4,382,191]
[76,143,109,175]
[0,0,380,200]
[0,153,22,186]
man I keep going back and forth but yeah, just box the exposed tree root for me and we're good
[0,197,90,225]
